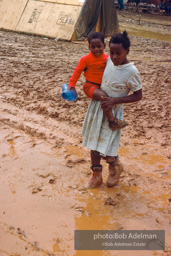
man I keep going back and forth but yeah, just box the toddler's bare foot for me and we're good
[109,119,128,130]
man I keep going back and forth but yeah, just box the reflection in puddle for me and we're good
[120,25,171,42]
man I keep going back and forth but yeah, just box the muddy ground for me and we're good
[0,11,171,256]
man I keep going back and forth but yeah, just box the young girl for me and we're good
[82,31,142,188]
[68,32,128,130]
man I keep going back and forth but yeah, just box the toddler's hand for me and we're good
[68,87,76,91]
[101,97,116,111]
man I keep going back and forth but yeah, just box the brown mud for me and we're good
[0,11,171,256]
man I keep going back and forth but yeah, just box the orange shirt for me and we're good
[69,52,109,88]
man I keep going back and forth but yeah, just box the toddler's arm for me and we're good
[69,56,87,89]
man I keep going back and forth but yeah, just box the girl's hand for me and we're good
[101,96,117,111]
[68,87,76,91]
[101,89,142,111]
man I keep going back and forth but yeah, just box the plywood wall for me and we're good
[0,0,83,40]
[36,0,83,5]
[0,0,29,30]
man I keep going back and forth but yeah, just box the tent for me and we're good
[74,0,119,40]
[0,0,118,41]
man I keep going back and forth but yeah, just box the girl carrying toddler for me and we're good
[68,32,128,130]
[81,31,142,188]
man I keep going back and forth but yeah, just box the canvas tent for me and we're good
[74,0,119,40]
[0,0,118,41]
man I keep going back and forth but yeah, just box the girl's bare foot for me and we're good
[106,158,124,187]
[87,165,103,188]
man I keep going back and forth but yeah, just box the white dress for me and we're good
[82,58,142,157]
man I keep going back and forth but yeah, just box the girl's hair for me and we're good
[88,32,105,44]
[109,31,130,50]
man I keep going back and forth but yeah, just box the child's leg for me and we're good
[87,150,103,188]
[92,88,128,130]
[92,88,114,120]
[103,155,124,187]
[83,82,128,130]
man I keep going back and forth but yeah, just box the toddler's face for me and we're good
[109,43,129,66]
[89,38,105,57]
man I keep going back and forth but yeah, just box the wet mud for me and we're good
[0,11,171,256]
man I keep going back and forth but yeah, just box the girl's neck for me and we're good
[122,58,129,65]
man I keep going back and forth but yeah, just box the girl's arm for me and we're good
[101,89,142,111]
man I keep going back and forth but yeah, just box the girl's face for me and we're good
[89,38,105,57]
[109,43,129,66]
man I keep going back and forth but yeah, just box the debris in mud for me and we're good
[9,226,15,230]
[51,138,65,149]
[104,194,121,207]
[71,205,91,216]
[9,226,27,238]
[38,173,51,179]
[78,188,89,194]
[49,178,56,184]
[65,157,86,167]
[71,206,84,212]
[104,197,119,206]
[32,241,40,251]
[68,184,78,189]
[17,227,27,238]
[32,187,43,194]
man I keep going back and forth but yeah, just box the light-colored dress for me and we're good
[82,58,142,157]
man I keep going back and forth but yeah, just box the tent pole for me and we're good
[96,6,102,32]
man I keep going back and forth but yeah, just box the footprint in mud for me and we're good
[122,172,142,187]
[37,171,59,185]
[65,156,86,168]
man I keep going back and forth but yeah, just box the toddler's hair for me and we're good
[109,31,130,50]
[88,32,105,44]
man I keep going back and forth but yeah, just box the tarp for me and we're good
[74,0,119,40]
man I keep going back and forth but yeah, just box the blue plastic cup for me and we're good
[61,84,77,102]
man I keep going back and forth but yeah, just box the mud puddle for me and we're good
[0,122,170,256]
[119,24,171,42]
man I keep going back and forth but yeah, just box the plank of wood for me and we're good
[36,0,83,6]
[16,0,82,40]
[0,0,29,30]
